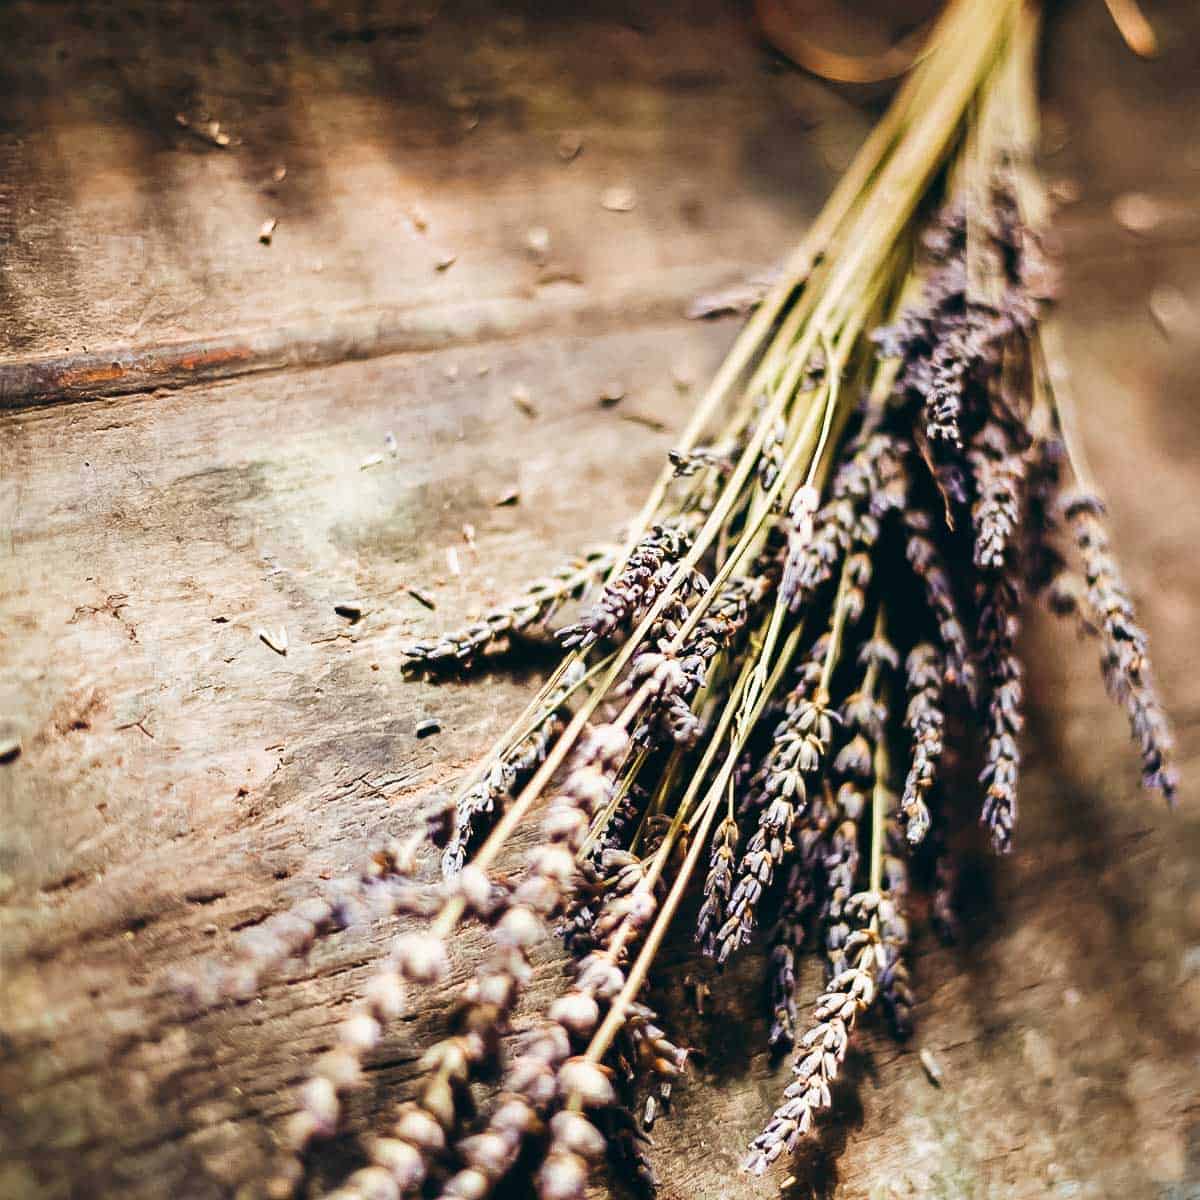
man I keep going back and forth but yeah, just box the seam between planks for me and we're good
[0,264,770,414]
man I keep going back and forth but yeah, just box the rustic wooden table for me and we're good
[1,3,1198,1199]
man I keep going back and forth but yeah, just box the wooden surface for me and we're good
[1,3,1199,1199]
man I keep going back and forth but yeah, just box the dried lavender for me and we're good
[558,520,699,650]
[716,689,837,965]
[669,446,734,478]
[902,510,975,697]
[766,851,820,1050]
[878,842,914,1038]
[746,912,880,1175]
[876,179,1046,454]
[696,813,738,959]
[216,11,1183,1199]
[900,644,945,844]
[442,663,585,875]
[977,572,1024,853]
[178,836,438,1015]
[781,434,907,610]
[403,546,616,666]
[1062,491,1178,800]
[970,420,1027,569]
[757,412,788,496]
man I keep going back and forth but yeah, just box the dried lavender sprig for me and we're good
[900,644,945,845]
[403,546,617,666]
[558,520,700,651]
[903,509,976,698]
[977,572,1024,853]
[970,420,1027,569]
[780,433,905,610]
[628,574,764,749]
[280,851,526,1200]
[767,783,836,1049]
[876,181,1045,452]
[766,886,801,1051]
[1061,491,1178,801]
[766,846,821,1051]
[826,617,894,977]
[668,445,735,478]
[426,725,634,1200]
[696,812,738,959]
[298,726,630,1200]
[744,913,880,1175]
[716,691,837,965]
[178,835,432,1015]
[272,922,449,1197]
[442,663,585,876]
[443,868,651,1199]
[878,846,914,1039]
[822,800,862,979]
[747,623,905,1175]
[714,565,865,966]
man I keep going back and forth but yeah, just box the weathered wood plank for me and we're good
[2,2,1199,1200]
[0,0,870,369]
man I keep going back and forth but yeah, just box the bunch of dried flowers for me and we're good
[184,2,1177,1196]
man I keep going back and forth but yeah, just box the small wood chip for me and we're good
[1048,177,1080,205]
[686,274,776,320]
[557,131,583,162]
[409,203,429,233]
[0,735,22,763]
[211,125,231,148]
[511,386,537,418]
[919,1047,944,1087]
[1148,286,1194,339]
[406,586,437,610]
[601,186,636,213]
[360,453,384,470]
[526,226,551,258]
[384,431,398,457]
[1112,191,1162,235]
[461,522,476,548]
[494,488,520,507]
[446,547,461,576]
[333,603,363,623]
[272,165,287,183]
[257,626,289,656]
[258,217,277,245]
[435,251,457,271]
[598,382,625,408]
[415,718,441,739]
[619,411,666,432]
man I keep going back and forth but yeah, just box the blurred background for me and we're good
[0,3,1197,1198]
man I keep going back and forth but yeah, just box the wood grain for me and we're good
[1,3,1198,1200]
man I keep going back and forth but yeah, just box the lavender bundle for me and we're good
[210,3,1178,1196]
